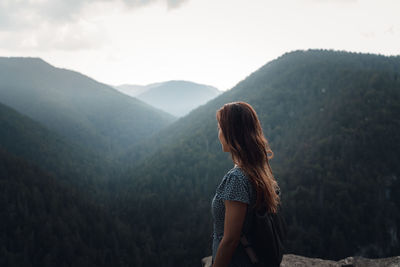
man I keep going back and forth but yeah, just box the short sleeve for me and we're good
[218,170,250,204]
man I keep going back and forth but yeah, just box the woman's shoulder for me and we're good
[218,166,253,204]
[221,165,252,190]
[226,165,248,181]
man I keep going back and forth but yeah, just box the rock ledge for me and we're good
[201,254,400,267]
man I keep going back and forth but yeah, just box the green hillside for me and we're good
[116,50,400,265]
[0,102,113,194]
[0,57,175,157]
[0,148,139,267]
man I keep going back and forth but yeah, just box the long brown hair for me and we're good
[216,102,280,213]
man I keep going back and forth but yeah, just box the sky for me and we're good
[0,0,399,91]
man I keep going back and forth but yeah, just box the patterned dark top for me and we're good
[211,165,256,267]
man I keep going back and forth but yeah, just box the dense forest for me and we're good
[0,102,113,193]
[0,50,399,266]
[0,149,141,267]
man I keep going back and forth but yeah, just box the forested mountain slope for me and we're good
[0,57,175,157]
[116,50,400,266]
[0,149,139,267]
[0,102,113,194]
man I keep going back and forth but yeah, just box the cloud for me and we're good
[0,0,189,31]
[0,1,39,30]
[122,0,187,9]
[385,26,400,36]
[315,0,357,1]
[0,19,106,51]
[165,0,187,8]
[0,0,189,51]
[305,0,357,3]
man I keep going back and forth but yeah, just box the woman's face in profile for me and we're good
[218,123,230,152]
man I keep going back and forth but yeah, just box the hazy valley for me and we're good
[115,81,221,117]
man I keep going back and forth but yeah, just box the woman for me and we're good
[211,102,280,267]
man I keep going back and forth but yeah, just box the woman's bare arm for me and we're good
[212,200,247,267]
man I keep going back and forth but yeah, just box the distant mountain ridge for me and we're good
[0,57,175,157]
[115,80,221,117]
[116,83,163,97]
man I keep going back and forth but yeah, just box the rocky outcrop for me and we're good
[281,254,400,267]
[201,254,400,267]
[201,256,212,267]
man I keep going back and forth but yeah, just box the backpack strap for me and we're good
[240,235,259,264]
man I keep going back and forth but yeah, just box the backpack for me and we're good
[240,202,287,267]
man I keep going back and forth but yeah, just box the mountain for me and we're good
[0,148,139,267]
[115,50,400,266]
[0,57,175,157]
[0,101,115,196]
[116,80,221,117]
[0,93,152,266]
[114,84,155,97]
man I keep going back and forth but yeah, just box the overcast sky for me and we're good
[0,0,399,90]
